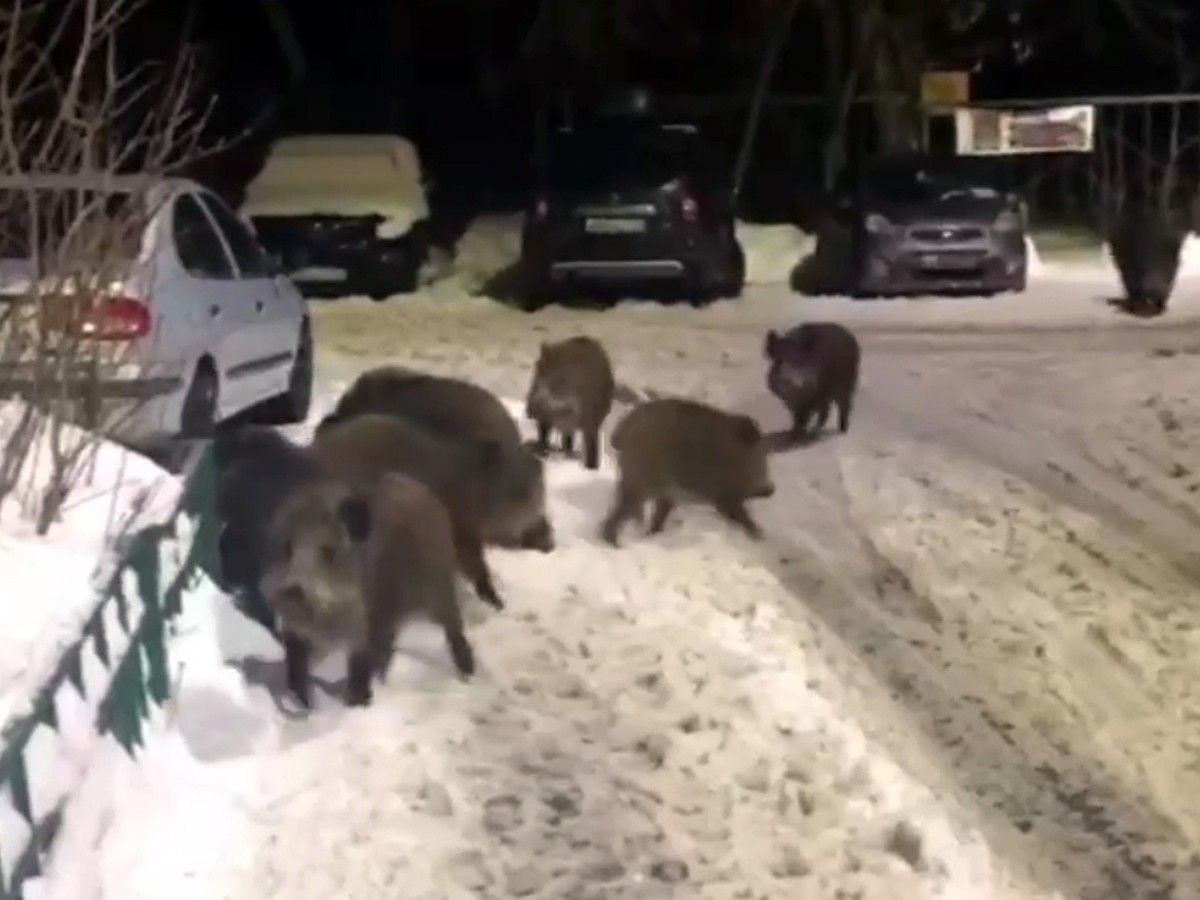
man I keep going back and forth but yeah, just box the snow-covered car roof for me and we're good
[239,133,429,238]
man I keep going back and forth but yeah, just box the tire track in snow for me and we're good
[716,350,1200,899]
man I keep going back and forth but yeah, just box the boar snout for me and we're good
[274,583,308,616]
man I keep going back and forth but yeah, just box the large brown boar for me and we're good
[318,366,554,551]
[524,335,616,470]
[259,470,475,710]
[319,366,522,449]
[764,321,860,440]
[309,412,509,609]
[600,397,776,546]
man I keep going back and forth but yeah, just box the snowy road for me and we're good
[71,277,1200,900]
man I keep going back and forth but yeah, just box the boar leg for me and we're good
[455,529,505,609]
[814,398,833,431]
[647,498,675,534]
[345,650,376,707]
[600,483,644,547]
[434,596,476,678]
[837,391,854,432]
[790,403,812,438]
[715,498,763,540]
[582,429,601,470]
[282,631,314,710]
[561,430,576,455]
[534,420,552,455]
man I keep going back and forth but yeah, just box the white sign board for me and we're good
[955,105,1095,155]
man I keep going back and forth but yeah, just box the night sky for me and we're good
[114,0,1200,221]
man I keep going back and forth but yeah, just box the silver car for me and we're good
[811,155,1028,297]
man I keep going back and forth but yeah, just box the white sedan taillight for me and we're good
[68,296,152,341]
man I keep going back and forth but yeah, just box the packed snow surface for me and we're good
[240,135,429,239]
[27,258,1200,899]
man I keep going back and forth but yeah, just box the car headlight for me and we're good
[992,209,1022,231]
[865,212,892,233]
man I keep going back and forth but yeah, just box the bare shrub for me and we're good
[0,0,227,534]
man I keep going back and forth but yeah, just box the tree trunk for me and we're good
[732,0,806,204]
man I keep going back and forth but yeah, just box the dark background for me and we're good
[125,0,1200,229]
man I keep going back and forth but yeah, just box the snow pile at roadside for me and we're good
[0,401,179,731]
[1177,232,1200,276]
[736,221,814,285]
[56,386,1051,899]
[439,212,524,294]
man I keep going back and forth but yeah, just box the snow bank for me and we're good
[1178,233,1200,276]
[435,213,524,294]
[0,401,179,732]
[240,135,429,240]
[25,573,257,900]
[736,221,814,285]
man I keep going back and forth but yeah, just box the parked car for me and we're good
[519,114,745,307]
[240,134,430,300]
[807,154,1028,297]
[0,174,311,445]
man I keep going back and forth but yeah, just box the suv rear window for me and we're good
[548,123,706,192]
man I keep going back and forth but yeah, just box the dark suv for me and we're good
[808,154,1028,297]
[519,117,745,307]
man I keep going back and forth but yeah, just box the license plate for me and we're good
[919,252,980,270]
[585,217,645,234]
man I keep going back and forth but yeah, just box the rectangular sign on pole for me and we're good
[955,104,1095,154]
[920,71,970,108]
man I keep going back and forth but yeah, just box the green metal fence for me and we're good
[0,443,218,899]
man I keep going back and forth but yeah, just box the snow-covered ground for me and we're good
[18,214,1200,899]
[0,403,181,730]
[37,378,1050,900]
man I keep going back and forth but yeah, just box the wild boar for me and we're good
[259,471,475,710]
[524,335,616,470]
[600,397,776,546]
[319,366,554,551]
[764,321,861,439]
[309,412,510,609]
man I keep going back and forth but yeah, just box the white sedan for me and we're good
[0,174,312,444]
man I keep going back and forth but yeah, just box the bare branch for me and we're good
[0,0,231,533]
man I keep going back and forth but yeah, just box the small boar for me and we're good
[259,470,475,710]
[214,425,323,634]
[524,335,616,470]
[764,321,861,439]
[309,412,510,609]
[600,397,775,546]
[1108,206,1186,315]
[319,366,554,552]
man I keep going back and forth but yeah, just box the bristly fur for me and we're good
[601,397,775,546]
[322,366,554,550]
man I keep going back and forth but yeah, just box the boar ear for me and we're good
[764,330,780,359]
[735,415,762,444]
[337,493,372,543]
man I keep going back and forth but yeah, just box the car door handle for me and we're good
[255,300,264,313]
[209,304,220,318]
